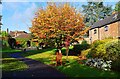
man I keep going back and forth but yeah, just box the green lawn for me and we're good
[1,48,28,72]
[2,47,21,53]
[56,60,119,77]
[21,48,57,64]
[21,48,119,77]
[0,58,28,72]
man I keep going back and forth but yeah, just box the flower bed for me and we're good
[85,58,112,71]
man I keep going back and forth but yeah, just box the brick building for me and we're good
[88,12,120,44]
[9,31,31,39]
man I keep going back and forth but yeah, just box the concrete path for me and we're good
[2,52,66,79]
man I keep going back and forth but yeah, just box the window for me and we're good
[104,25,108,31]
[94,29,97,34]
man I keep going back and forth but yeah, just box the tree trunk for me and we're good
[66,46,69,60]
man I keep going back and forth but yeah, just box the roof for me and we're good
[9,31,15,37]
[91,12,120,29]
[15,33,31,39]
[9,31,29,37]
[10,31,27,33]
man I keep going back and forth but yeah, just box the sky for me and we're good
[1,0,118,33]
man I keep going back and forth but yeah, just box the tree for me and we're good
[114,1,120,12]
[1,31,8,38]
[30,3,85,59]
[8,37,16,49]
[82,2,112,27]
[1,31,9,48]
[30,3,85,46]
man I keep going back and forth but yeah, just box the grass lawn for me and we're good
[56,60,119,77]
[0,58,28,72]
[2,47,21,53]
[21,48,119,77]
[1,48,28,72]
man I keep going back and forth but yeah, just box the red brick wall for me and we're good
[108,21,119,38]
[89,28,99,44]
[89,21,120,44]
[100,22,119,40]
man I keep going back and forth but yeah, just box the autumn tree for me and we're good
[30,3,85,55]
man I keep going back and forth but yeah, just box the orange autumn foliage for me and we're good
[30,3,85,39]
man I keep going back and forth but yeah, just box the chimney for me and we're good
[7,28,9,33]
[15,31,18,37]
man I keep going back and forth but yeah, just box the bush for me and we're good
[88,39,119,61]
[8,38,16,49]
[88,40,104,58]
[73,40,90,55]
[111,59,120,72]
[16,38,28,48]
[81,49,90,56]
[105,40,120,61]
[91,40,104,49]
[2,40,9,48]
[95,44,106,58]
[86,39,120,72]
[73,44,81,55]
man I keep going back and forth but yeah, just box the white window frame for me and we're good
[94,29,97,34]
[104,25,108,31]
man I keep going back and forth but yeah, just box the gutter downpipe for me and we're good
[98,27,100,40]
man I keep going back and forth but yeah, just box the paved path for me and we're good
[2,52,66,79]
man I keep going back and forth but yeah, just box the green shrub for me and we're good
[105,40,120,61]
[8,38,16,49]
[81,49,90,56]
[73,40,90,55]
[2,40,9,48]
[73,44,81,54]
[88,39,119,61]
[16,38,25,47]
[31,42,36,47]
[16,38,31,47]
[88,40,103,58]
[91,40,104,48]
[86,39,120,72]
[81,40,87,45]
[111,59,120,72]
[95,44,106,58]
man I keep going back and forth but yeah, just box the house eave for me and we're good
[90,19,120,30]
[90,12,120,30]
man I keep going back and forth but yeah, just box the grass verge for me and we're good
[1,48,28,72]
[0,58,28,72]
